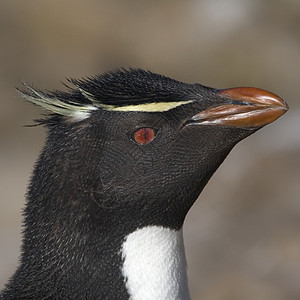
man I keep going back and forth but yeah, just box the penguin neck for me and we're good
[121,226,191,300]
[10,134,192,298]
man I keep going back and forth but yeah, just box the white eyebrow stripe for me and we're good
[97,100,194,112]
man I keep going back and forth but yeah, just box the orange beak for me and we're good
[191,87,288,128]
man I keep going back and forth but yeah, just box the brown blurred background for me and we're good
[0,1,299,299]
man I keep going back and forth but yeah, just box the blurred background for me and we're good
[0,0,299,299]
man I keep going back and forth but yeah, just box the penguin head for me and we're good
[20,69,288,231]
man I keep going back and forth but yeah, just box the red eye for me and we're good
[132,128,156,145]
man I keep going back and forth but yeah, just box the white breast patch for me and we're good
[121,226,190,300]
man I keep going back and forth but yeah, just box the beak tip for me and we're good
[219,87,289,125]
[191,87,288,128]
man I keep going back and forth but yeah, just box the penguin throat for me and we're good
[121,226,190,300]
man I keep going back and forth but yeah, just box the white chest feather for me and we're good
[121,226,190,300]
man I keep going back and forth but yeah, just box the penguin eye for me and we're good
[132,128,156,145]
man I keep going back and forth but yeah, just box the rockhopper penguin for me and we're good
[1,69,288,299]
